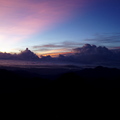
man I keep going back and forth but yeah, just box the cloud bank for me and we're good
[1,44,120,68]
[0,48,39,61]
[54,44,120,65]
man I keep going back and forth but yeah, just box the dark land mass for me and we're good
[0,66,120,119]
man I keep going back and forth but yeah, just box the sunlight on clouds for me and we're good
[38,48,68,54]
[36,48,73,57]
[38,51,72,58]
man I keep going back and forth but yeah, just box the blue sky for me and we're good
[0,0,120,56]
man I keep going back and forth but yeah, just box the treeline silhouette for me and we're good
[0,66,120,119]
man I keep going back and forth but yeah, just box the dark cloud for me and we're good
[73,44,111,55]
[0,48,39,61]
[1,44,120,67]
[33,44,60,48]
[17,48,39,60]
[56,44,120,65]
[0,52,14,59]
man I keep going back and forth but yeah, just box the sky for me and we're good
[0,0,120,57]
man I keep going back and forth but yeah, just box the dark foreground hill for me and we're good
[0,66,120,119]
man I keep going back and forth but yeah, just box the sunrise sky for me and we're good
[0,0,120,56]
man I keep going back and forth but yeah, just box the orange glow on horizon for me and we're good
[36,51,73,58]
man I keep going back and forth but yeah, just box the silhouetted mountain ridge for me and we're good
[0,66,120,92]
[0,66,120,119]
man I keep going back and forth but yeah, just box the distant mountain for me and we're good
[0,66,120,119]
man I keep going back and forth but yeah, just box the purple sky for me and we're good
[0,0,120,56]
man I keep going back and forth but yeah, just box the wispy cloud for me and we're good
[33,41,83,49]
[32,41,83,56]
[85,33,120,45]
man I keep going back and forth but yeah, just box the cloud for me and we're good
[31,32,120,56]
[1,44,120,67]
[0,48,39,60]
[39,51,72,58]
[32,41,83,56]
[18,48,39,60]
[85,33,120,45]
[111,47,120,50]
[58,44,120,64]
[33,41,83,50]
[73,44,111,55]
[36,48,72,57]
